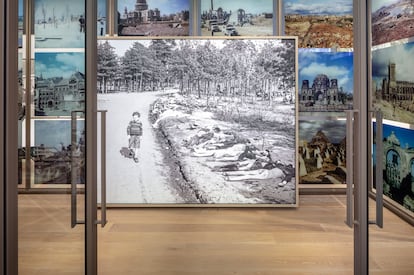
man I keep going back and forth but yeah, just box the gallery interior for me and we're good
[2,0,414,274]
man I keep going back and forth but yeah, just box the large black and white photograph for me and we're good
[373,121,414,213]
[34,0,85,48]
[97,38,297,205]
[117,0,190,36]
[34,120,85,185]
[299,118,347,184]
[299,49,354,112]
[200,0,274,36]
[34,52,85,117]
[372,41,414,125]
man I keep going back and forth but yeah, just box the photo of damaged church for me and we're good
[374,122,414,213]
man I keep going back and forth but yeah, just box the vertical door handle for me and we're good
[71,111,85,228]
[370,110,383,228]
[345,110,356,228]
[97,110,107,227]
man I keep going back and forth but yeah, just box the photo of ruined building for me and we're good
[372,41,414,124]
[118,0,190,36]
[374,122,414,212]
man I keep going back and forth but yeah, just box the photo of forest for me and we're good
[97,38,298,205]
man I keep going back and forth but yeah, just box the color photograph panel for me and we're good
[372,0,414,46]
[299,119,346,184]
[284,0,353,48]
[19,0,24,48]
[298,49,353,112]
[34,120,85,185]
[117,0,190,36]
[97,38,297,205]
[98,0,107,36]
[372,41,414,125]
[34,52,85,117]
[200,0,273,36]
[373,121,414,213]
[34,0,85,48]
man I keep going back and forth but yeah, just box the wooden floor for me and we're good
[18,194,414,275]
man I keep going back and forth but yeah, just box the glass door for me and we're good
[17,0,95,274]
[369,0,414,273]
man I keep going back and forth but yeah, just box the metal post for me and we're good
[353,0,369,274]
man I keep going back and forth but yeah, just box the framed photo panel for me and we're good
[298,49,353,112]
[34,0,85,48]
[373,120,414,214]
[97,37,298,206]
[34,52,85,117]
[299,116,347,185]
[98,0,107,36]
[117,0,191,36]
[200,0,274,36]
[284,0,353,48]
[33,119,85,185]
[372,40,414,125]
[372,0,414,46]
[19,0,24,48]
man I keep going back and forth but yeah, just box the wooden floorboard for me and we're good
[18,194,414,275]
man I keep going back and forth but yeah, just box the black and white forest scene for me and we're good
[97,38,297,205]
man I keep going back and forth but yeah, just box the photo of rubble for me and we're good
[299,118,346,184]
[298,49,353,112]
[372,0,414,46]
[97,38,297,205]
[200,0,273,36]
[34,0,85,48]
[117,0,190,36]
[372,41,414,125]
[34,52,85,117]
[373,121,414,213]
[34,120,85,185]
[284,0,353,48]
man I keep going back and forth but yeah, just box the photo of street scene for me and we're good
[97,38,297,205]
[372,0,414,46]
[34,0,85,48]
[34,120,85,185]
[117,0,190,36]
[372,41,414,125]
[373,121,414,213]
[97,0,106,36]
[200,0,273,36]
[284,0,353,48]
[34,52,85,116]
[299,118,346,184]
[298,49,353,112]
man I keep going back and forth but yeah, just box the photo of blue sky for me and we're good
[372,41,414,90]
[98,0,106,18]
[300,119,346,144]
[201,0,273,14]
[118,0,189,15]
[383,123,414,149]
[299,50,354,95]
[284,0,352,15]
[35,52,85,79]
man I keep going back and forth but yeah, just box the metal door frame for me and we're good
[1,0,19,274]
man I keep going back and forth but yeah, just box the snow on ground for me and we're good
[98,92,180,204]
[35,21,85,48]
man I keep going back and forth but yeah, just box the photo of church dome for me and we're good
[298,50,353,112]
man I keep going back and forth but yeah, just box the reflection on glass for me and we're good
[200,0,273,36]
[34,0,85,48]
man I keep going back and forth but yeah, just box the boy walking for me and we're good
[127,111,143,163]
